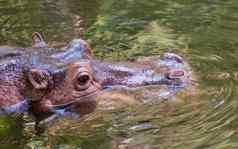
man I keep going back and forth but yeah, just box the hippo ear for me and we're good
[32,32,47,48]
[28,69,53,89]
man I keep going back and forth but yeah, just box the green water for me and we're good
[0,0,238,148]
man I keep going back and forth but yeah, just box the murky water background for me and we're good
[0,0,238,148]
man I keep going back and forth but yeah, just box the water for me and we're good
[0,0,238,148]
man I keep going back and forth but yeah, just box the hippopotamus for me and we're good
[0,32,190,127]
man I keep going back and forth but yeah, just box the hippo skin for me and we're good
[0,32,190,124]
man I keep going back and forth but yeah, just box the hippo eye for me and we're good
[74,72,92,90]
[77,75,90,86]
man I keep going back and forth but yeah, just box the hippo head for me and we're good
[3,33,187,126]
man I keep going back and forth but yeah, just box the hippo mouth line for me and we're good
[47,89,100,110]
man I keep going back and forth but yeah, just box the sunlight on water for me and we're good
[0,0,238,148]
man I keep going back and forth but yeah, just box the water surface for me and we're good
[0,0,238,148]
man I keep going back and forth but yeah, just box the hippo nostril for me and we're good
[78,75,90,85]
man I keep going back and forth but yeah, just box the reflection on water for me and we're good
[0,0,238,148]
[0,0,100,46]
